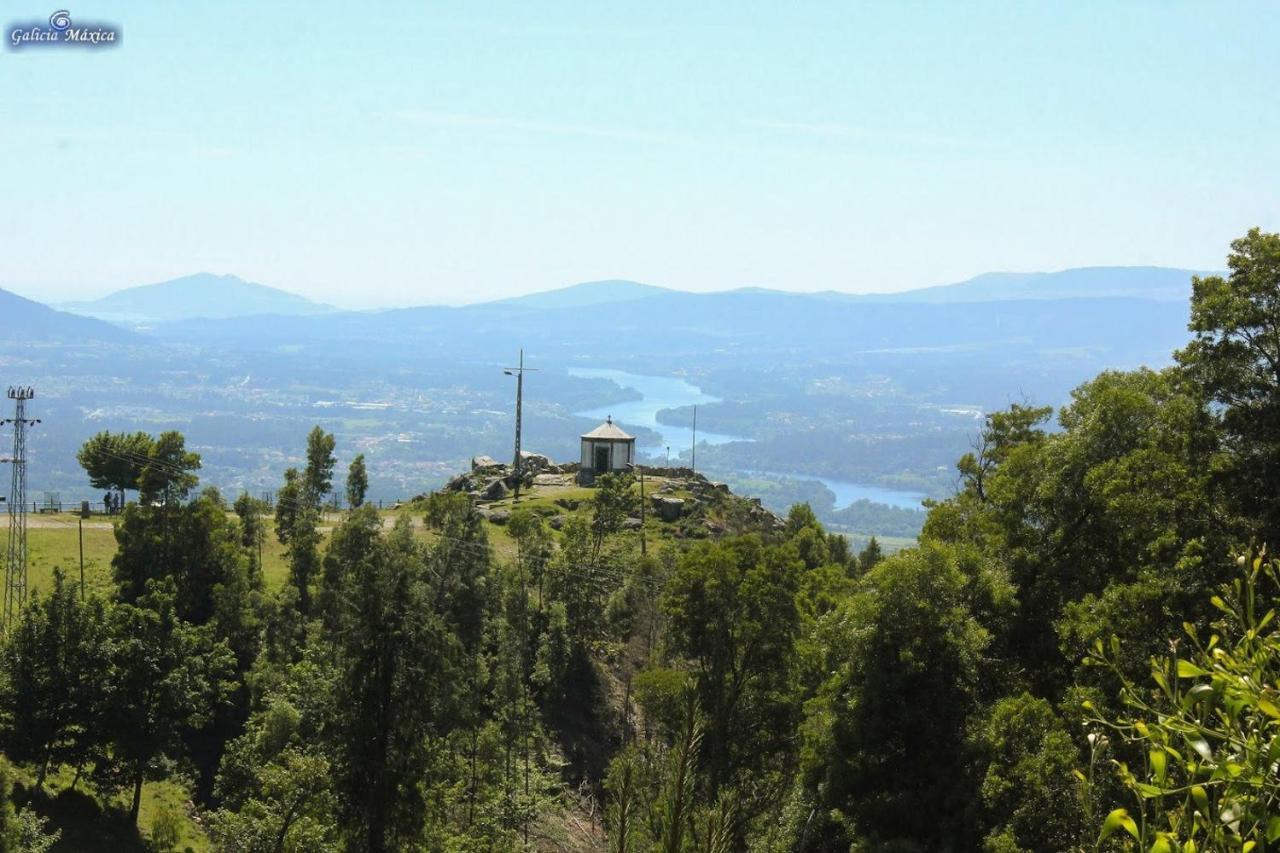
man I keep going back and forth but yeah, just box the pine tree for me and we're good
[346,453,368,509]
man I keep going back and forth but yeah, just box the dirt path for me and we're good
[25,518,115,529]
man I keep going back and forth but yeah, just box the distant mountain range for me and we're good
[487,266,1209,308]
[59,273,334,323]
[43,265,1211,329]
[491,279,672,309]
[3,263,1210,351]
[850,266,1209,304]
[0,287,138,343]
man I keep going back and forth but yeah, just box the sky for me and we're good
[1,1,1277,309]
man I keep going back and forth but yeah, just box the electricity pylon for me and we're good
[2,387,39,634]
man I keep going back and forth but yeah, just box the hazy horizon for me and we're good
[3,2,1277,309]
[9,264,1223,312]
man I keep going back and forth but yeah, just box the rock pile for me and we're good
[443,451,565,503]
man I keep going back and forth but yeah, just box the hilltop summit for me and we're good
[439,454,783,539]
[60,272,334,323]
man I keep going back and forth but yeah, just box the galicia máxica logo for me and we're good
[7,10,121,49]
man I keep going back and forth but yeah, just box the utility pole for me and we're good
[691,405,697,474]
[2,387,39,634]
[78,511,85,601]
[503,350,538,501]
[627,463,646,556]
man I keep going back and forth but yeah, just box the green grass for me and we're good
[8,760,210,852]
[26,519,118,600]
[840,533,916,554]
[24,512,319,597]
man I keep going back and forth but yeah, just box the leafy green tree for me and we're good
[664,536,801,797]
[209,748,337,853]
[856,535,883,572]
[345,453,368,509]
[801,543,1013,850]
[113,489,262,659]
[330,517,462,852]
[234,492,269,582]
[424,495,492,655]
[98,580,235,824]
[210,678,338,853]
[926,369,1224,694]
[75,430,154,506]
[955,403,1053,503]
[1177,227,1280,542]
[592,473,636,560]
[548,514,611,647]
[274,468,302,547]
[508,509,552,614]
[317,503,381,631]
[137,430,201,506]
[1085,552,1280,852]
[0,571,111,789]
[303,426,337,506]
[285,507,321,617]
[973,693,1086,852]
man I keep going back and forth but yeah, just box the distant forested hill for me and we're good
[0,287,136,343]
[60,272,333,323]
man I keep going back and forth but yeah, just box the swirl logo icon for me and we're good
[48,10,70,31]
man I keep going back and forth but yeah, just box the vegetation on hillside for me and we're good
[0,228,1277,850]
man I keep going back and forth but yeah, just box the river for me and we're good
[568,367,927,512]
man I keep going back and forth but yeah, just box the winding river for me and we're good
[568,368,927,512]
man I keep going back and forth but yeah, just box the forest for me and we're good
[2,227,1279,851]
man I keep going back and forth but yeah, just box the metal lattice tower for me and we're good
[3,387,39,634]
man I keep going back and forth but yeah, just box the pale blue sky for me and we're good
[2,1,1277,308]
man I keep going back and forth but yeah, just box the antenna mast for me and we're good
[2,387,39,634]
[503,351,538,501]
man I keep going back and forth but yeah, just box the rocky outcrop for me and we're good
[651,495,685,522]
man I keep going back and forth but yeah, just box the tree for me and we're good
[1176,227,1280,541]
[98,580,234,824]
[591,473,635,560]
[234,492,269,582]
[973,693,1085,851]
[801,543,1013,850]
[345,453,368,509]
[210,680,339,853]
[663,536,801,798]
[137,430,201,506]
[303,426,336,507]
[273,462,320,617]
[76,430,154,505]
[856,535,883,572]
[1085,552,1280,852]
[330,516,462,852]
[508,510,552,615]
[0,571,111,790]
[113,488,261,648]
[286,507,321,617]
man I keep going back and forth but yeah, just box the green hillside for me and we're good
[3,230,1280,852]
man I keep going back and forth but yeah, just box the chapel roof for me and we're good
[581,416,634,441]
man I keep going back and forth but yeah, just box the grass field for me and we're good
[23,514,302,599]
[11,761,209,852]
